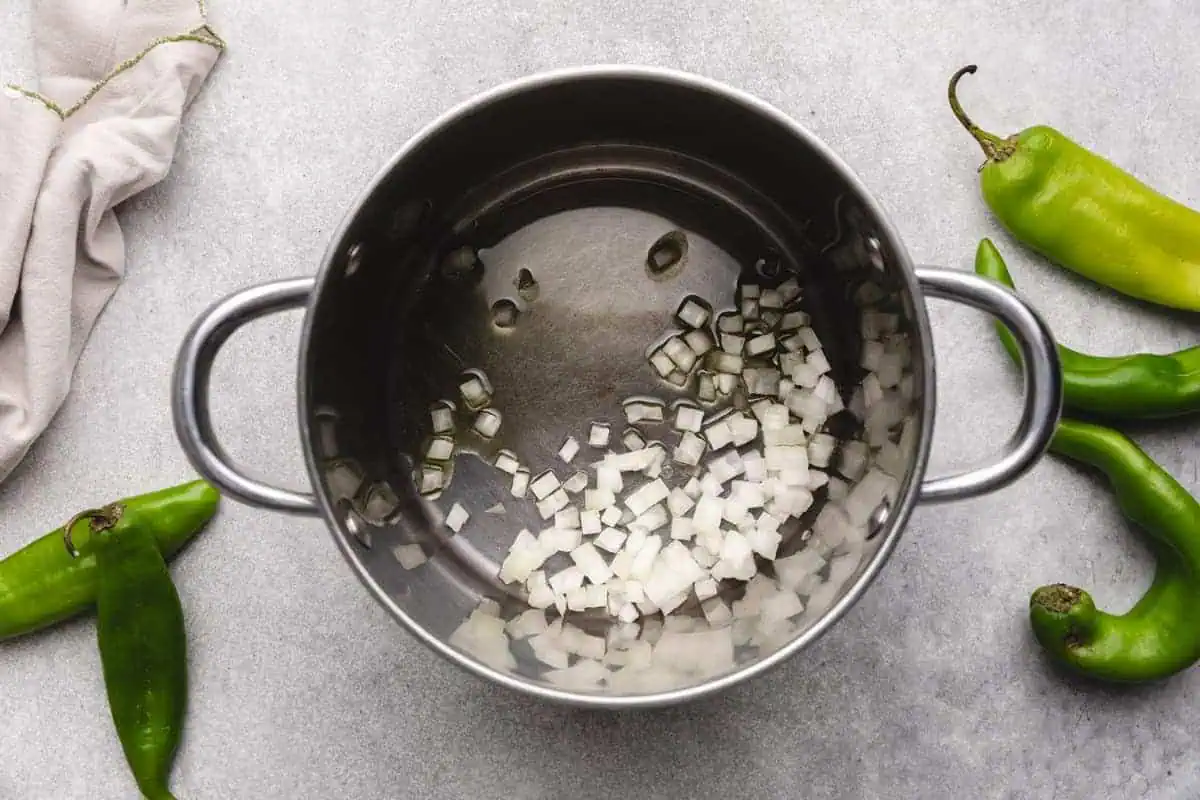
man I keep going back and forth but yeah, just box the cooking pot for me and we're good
[172,66,1061,708]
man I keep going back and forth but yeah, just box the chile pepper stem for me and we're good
[948,65,1015,162]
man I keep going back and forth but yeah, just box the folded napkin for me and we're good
[0,0,223,482]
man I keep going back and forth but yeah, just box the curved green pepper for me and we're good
[1029,418,1200,682]
[975,238,1200,419]
[0,480,218,641]
[949,65,1200,311]
[92,510,189,800]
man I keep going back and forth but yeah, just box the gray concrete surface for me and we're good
[3,1,1200,798]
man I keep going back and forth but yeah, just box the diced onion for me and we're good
[580,508,602,534]
[494,449,520,474]
[588,422,611,448]
[622,428,646,451]
[536,488,571,519]
[625,479,670,516]
[430,402,455,435]
[554,506,581,530]
[510,467,531,498]
[558,436,580,464]
[473,409,502,439]
[717,313,744,334]
[676,297,712,329]
[459,372,493,410]
[530,470,561,500]
[624,399,666,424]
[673,432,707,466]
[746,332,776,356]
[417,464,444,496]
[684,330,714,356]
[563,470,589,494]
[445,502,469,532]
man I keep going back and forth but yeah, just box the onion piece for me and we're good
[493,449,520,474]
[563,471,589,494]
[392,543,427,569]
[555,506,581,530]
[624,398,666,424]
[548,565,586,595]
[746,332,777,356]
[717,312,744,334]
[673,432,707,467]
[683,477,703,499]
[486,503,506,515]
[445,502,469,533]
[458,374,493,410]
[807,349,831,375]
[417,464,444,495]
[742,451,767,482]
[649,349,675,378]
[510,467,531,498]
[715,373,739,394]
[622,428,646,451]
[473,409,502,439]
[632,503,670,534]
[558,436,580,464]
[669,517,695,541]
[673,404,705,433]
[684,329,714,356]
[743,367,780,397]
[584,488,617,510]
[526,571,556,609]
[778,277,801,303]
[595,527,627,553]
[579,508,602,535]
[720,333,745,355]
[430,402,455,435]
[537,489,571,519]
[539,526,582,553]
[596,465,623,494]
[505,608,549,640]
[759,288,783,310]
[571,542,615,584]
[625,478,670,516]
[601,505,623,526]
[676,297,712,329]
[588,422,611,448]
[667,487,695,516]
[530,470,561,500]
[745,527,781,560]
[425,435,454,463]
[798,327,822,351]
[839,440,869,481]
[728,414,759,446]
[704,418,733,450]
[710,350,745,374]
[740,297,759,320]
[663,336,697,372]
[499,529,550,583]
[779,310,809,331]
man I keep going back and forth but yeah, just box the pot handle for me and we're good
[172,277,321,515]
[914,266,1062,503]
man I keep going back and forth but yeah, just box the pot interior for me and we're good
[301,69,927,702]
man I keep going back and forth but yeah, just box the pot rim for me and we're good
[295,63,936,708]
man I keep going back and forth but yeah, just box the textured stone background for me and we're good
[2,1,1199,798]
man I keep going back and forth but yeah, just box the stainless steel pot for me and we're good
[172,66,1061,708]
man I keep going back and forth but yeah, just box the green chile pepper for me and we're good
[975,238,1200,419]
[1029,418,1200,682]
[0,480,218,641]
[949,65,1200,311]
[90,510,189,800]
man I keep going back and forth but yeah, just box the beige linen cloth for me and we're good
[0,0,222,481]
